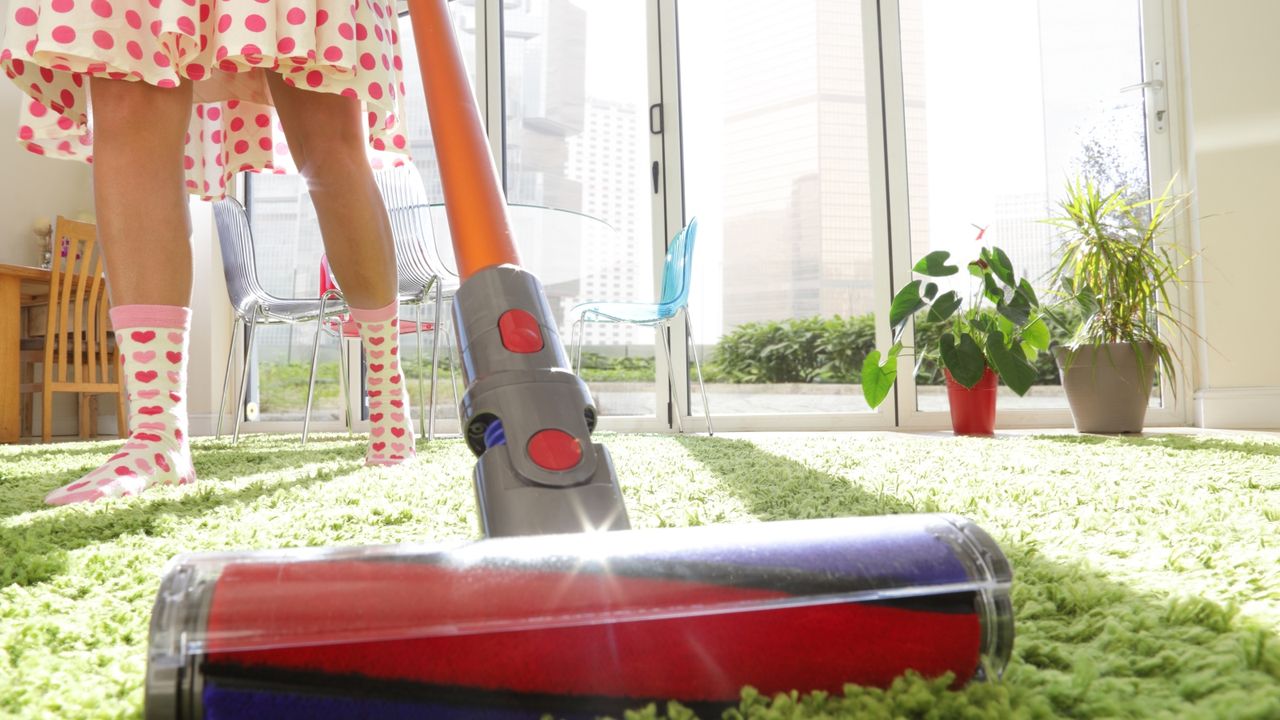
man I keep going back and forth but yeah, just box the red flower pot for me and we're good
[944,367,997,436]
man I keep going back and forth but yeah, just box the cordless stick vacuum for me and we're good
[143,1,1015,717]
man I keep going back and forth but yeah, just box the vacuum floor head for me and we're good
[146,514,1013,719]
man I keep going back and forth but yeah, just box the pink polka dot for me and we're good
[338,23,353,40]
[316,9,329,26]
[51,0,74,13]
[52,25,77,44]
[207,106,221,121]
[241,44,262,57]
[28,100,46,117]
[359,52,376,70]
[156,78,176,88]
[56,115,74,130]
[211,130,223,143]
[254,113,270,128]
[234,140,249,154]
[14,8,38,26]
[275,142,289,154]
[187,64,205,81]
[183,155,194,170]
[340,87,357,98]
[245,14,266,32]
[127,41,143,60]
[393,55,403,71]
[230,117,245,131]
[258,137,272,151]
[93,30,114,50]
[371,138,385,151]
[277,37,296,54]
[125,9,142,28]
[195,104,204,119]
[367,82,382,100]
[305,70,323,87]
[374,25,383,42]
[91,0,112,17]
[60,89,74,107]
[17,125,33,141]
[286,7,306,24]
[217,15,232,33]
[323,46,342,62]
[27,143,45,155]
[178,16,195,35]
[356,24,368,41]
[392,134,405,149]
[150,20,161,36]
[153,51,171,68]
[200,4,210,22]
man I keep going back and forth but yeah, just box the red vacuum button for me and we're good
[498,309,544,353]
[527,429,583,471]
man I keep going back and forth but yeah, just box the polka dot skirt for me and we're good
[1,0,411,200]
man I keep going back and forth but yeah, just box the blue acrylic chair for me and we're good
[567,218,712,434]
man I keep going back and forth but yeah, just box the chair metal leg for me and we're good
[428,280,443,441]
[337,334,352,436]
[572,317,584,375]
[657,321,685,433]
[445,296,461,427]
[216,316,243,440]
[303,290,339,445]
[233,306,260,445]
[683,307,714,436]
[414,286,430,441]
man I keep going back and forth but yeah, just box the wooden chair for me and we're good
[20,217,126,442]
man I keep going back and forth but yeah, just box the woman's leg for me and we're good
[266,72,414,464]
[264,73,396,309]
[46,77,197,504]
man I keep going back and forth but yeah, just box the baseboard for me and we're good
[188,413,226,438]
[1194,386,1280,430]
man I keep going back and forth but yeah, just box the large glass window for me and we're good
[501,0,656,419]
[899,0,1152,413]
[678,0,883,418]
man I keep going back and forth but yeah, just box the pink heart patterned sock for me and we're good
[45,305,196,505]
[351,301,416,466]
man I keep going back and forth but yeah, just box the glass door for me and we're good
[670,0,897,430]
[500,0,660,427]
[883,0,1179,428]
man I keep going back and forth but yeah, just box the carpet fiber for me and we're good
[1,431,1278,718]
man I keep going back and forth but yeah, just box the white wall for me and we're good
[1182,0,1280,428]
[0,0,95,266]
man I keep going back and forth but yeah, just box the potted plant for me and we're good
[1045,177,1189,433]
[862,241,1051,434]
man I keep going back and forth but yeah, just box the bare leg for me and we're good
[45,77,196,505]
[265,73,414,465]
[264,72,396,308]
[89,77,194,306]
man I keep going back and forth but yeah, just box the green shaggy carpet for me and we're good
[1,432,1278,719]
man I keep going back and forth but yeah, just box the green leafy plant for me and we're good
[862,242,1051,408]
[1045,176,1191,383]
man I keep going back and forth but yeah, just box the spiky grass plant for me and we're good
[1045,177,1192,385]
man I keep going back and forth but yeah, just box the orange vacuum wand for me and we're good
[406,0,519,280]
[404,0,628,536]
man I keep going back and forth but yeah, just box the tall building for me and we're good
[720,0,930,330]
[565,98,649,345]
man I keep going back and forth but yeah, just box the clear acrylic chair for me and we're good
[213,197,351,444]
[567,219,713,435]
[372,162,462,440]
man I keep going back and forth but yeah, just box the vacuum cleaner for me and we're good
[144,1,1015,716]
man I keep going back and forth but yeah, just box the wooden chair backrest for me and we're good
[44,217,113,387]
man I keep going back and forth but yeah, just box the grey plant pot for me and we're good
[1054,342,1156,434]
